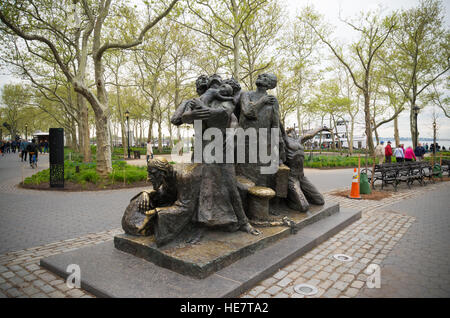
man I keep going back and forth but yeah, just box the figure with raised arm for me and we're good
[282,126,330,212]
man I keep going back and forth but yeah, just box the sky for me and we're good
[0,0,449,141]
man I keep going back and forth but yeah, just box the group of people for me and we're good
[0,140,21,154]
[0,138,43,168]
[375,141,429,164]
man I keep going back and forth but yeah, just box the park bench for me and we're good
[441,159,450,177]
[362,161,436,191]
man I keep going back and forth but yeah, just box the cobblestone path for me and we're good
[1,181,447,298]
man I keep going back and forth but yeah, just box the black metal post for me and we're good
[25,124,28,140]
[433,121,436,158]
[126,115,131,159]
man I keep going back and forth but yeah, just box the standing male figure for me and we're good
[414,143,425,161]
[375,141,385,165]
[20,139,28,162]
[26,139,39,167]
[237,73,284,187]
[385,141,393,163]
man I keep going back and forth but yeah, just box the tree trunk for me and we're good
[296,105,302,136]
[158,119,163,152]
[92,57,112,177]
[363,91,374,155]
[349,118,355,155]
[410,102,418,149]
[394,116,400,147]
[373,120,379,145]
[71,119,78,151]
[94,112,112,177]
[330,117,336,151]
[78,95,91,162]
[114,74,127,159]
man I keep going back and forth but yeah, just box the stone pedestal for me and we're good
[40,205,361,298]
[114,203,339,279]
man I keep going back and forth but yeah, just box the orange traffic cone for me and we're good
[348,168,362,199]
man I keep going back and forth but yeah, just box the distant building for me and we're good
[300,121,367,149]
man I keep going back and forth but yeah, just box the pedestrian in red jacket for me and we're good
[385,141,393,163]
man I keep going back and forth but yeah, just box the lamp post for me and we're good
[125,110,130,159]
[413,105,420,149]
[433,120,437,160]
[25,124,28,141]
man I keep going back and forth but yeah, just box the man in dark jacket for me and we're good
[27,139,39,167]
[414,143,426,161]
[20,140,29,161]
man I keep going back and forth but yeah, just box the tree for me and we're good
[0,0,180,177]
[239,0,283,90]
[0,83,31,139]
[279,5,322,135]
[179,0,268,80]
[379,0,450,148]
[132,21,173,151]
[427,80,449,119]
[314,80,351,152]
[334,63,360,154]
[303,7,396,155]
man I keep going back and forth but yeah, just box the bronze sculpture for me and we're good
[282,126,330,212]
[121,74,326,247]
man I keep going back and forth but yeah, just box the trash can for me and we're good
[360,172,371,194]
[133,150,141,159]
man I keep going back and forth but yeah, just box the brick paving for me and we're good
[1,181,447,298]
[240,181,449,298]
[1,153,448,298]
[357,185,450,297]
[0,155,148,254]
[0,229,122,298]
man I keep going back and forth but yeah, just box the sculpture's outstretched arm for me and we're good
[300,127,331,144]
[171,101,188,126]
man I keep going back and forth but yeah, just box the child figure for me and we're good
[188,82,234,110]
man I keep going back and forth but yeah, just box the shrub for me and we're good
[80,170,99,184]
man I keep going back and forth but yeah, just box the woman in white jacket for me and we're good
[146,140,153,162]
[393,145,404,163]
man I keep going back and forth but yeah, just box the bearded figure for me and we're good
[121,158,202,247]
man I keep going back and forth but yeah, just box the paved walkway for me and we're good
[358,185,450,297]
[0,151,449,298]
[0,154,148,254]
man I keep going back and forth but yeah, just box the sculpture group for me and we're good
[121,73,329,247]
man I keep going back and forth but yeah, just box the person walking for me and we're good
[27,139,39,168]
[394,145,405,163]
[385,141,393,163]
[146,140,153,163]
[20,139,28,162]
[375,141,385,165]
[43,140,49,153]
[414,143,426,161]
[404,146,417,162]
